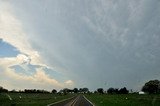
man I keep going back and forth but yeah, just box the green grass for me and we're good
[1,93,160,106]
[85,94,160,106]
[0,93,75,106]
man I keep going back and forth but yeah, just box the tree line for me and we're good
[0,87,51,93]
[0,79,160,94]
[0,86,128,94]
[96,87,129,94]
[0,87,89,94]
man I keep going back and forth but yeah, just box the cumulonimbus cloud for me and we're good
[0,1,74,90]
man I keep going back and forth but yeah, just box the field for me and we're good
[0,93,75,106]
[85,93,160,106]
[1,93,160,106]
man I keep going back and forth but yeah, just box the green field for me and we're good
[85,94,160,106]
[0,93,75,106]
[1,93,160,106]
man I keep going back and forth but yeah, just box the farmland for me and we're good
[1,93,160,106]
[85,93,160,106]
[0,93,75,106]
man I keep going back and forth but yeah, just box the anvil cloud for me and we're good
[0,0,160,91]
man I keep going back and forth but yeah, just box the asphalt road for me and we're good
[48,95,94,106]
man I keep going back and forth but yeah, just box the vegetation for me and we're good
[58,87,89,94]
[51,89,57,94]
[0,79,160,105]
[0,93,75,106]
[79,88,89,93]
[0,86,8,93]
[24,89,50,93]
[142,80,160,94]
[85,93,160,106]
[107,87,129,94]
[97,88,104,94]
[73,88,78,93]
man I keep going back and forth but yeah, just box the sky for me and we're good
[0,0,160,91]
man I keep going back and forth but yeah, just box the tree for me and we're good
[10,89,18,93]
[107,88,115,94]
[94,91,98,93]
[24,89,49,93]
[73,88,78,93]
[114,88,119,94]
[52,89,57,94]
[0,86,8,93]
[142,80,160,94]
[97,88,104,94]
[107,87,128,94]
[82,88,89,93]
[119,87,129,94]
[62,88,71,95]
[79,88,89,93]
[79,88,83,93]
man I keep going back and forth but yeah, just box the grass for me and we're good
[0,93,75,106]
[85,93,160,106]
[1,93,160,106]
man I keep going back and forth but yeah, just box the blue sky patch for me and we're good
[0,39,20,57]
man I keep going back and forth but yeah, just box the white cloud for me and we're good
[0,1,74,90]
[0,1,44,66]
[5,67,62,89]
[65,80,74,85]
[0,55,74,90]
[64,80,74,89]
[17,54,31,64]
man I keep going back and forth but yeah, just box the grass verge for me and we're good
[85,93,160,106]
[0,93,75,106]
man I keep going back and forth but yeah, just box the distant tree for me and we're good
[0,86,8,93]
[36,90,41,93]
[107,87,128,94]
[18,90,24,93]
[107,88,115,94]
[78,88,89,93]
[52,89,57,94]
[97,88,104,94]
[58,90,64,95]
[33,89,36,93]
[94,91,98,94]
[114,88,119,94]
[142,80,160,94]
[10,89,17,93]
[63,88,70,95]
[119,87,129,94]
[79,88,83,93]
[68,89,73,93]
[24,89,49,93]
[82,88,89,93]
[73,88,78,93]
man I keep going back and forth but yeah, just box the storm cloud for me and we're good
[1,0,160,91]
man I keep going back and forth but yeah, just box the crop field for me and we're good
[1,93,160,106]
[0,93,75,106]
[85,94,160,106]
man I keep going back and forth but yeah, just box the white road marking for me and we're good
[70,96,79,106]
[6,94,12,100]
[83,95,95,106]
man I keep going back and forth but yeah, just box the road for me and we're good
[48,95,94,106]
